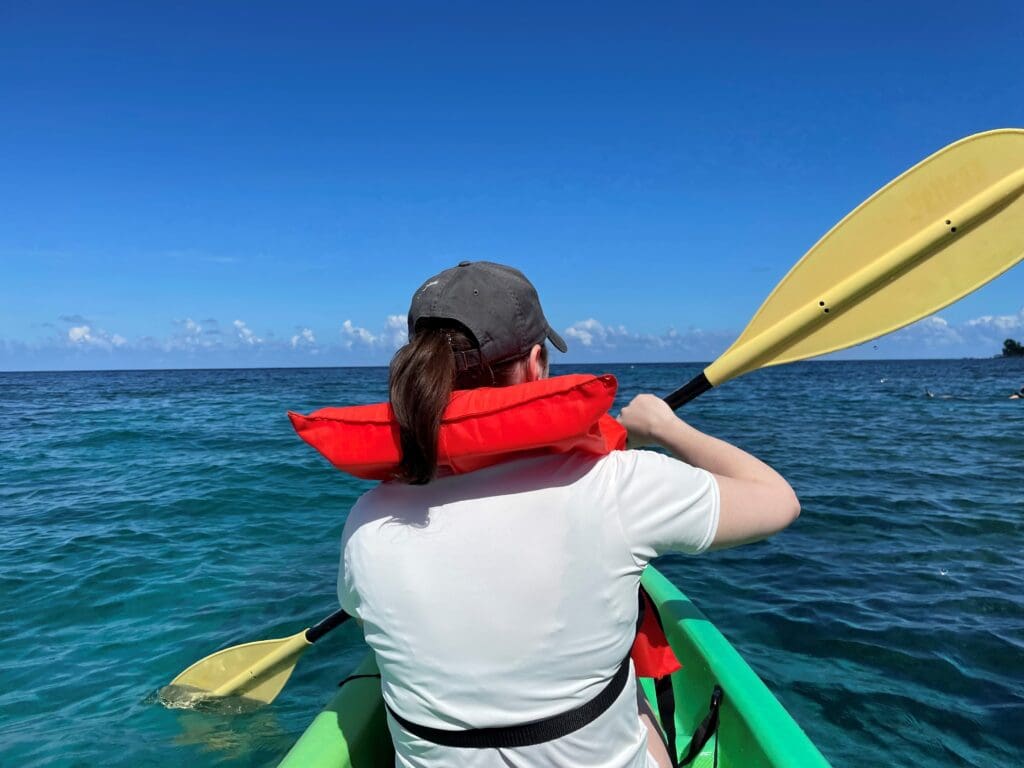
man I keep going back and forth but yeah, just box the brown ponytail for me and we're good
[389,323,547,484]
[389,328,454,485]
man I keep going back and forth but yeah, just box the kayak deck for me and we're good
[278,566,830,767]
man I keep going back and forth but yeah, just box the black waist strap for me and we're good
[384,654,632,749]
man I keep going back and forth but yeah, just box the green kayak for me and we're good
[278,566,831,767]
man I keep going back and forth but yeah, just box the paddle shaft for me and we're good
[306,608,352,644]
[664,372,713,411]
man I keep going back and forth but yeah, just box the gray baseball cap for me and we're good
[408,261,568,366]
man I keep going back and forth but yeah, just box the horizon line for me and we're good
[1,356,1014,375]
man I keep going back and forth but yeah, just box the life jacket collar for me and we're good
[289,374,627,480]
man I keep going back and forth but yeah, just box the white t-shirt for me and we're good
[338,449,720,768]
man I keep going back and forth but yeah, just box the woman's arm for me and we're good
[618,394,800,550]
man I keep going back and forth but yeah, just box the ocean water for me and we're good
[1,360,1022,768]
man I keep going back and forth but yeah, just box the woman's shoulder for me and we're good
[341,485,394,533]
[597,447,702,475]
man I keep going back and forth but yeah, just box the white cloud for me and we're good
[383,315,408,348]
[16,306,1024,369]
[562,318,733,358]
[564,318,662,349]
[886,315,964,348]
[966,308,1024,333]
[233,319,262,346]
[563,309,1024,362]
[68,326,91,344]
[339,315,407,350]
[163,317,220,351]
[67,325,127,349]
[563,318,601,347]
[340,320,377,349]
[875,308,1024,356]
[290,328,316,348]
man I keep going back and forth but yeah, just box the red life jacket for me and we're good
[288,373,627,480]
[289,373,681,679]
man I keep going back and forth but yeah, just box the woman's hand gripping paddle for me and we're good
[666,129,1024,409]
[163,608,350,707]
[164,129,1024,709]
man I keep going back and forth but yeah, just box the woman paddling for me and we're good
[336,261,800,768]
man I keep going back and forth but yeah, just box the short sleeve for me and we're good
[606,449,720,565]
[337,514,361,616]
[337,539,356,614]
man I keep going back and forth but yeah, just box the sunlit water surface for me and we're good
[1,360,1022,767]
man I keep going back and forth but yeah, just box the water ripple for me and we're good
[2,361,1023,766]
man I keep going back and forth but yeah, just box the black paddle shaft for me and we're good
[305,608,352,644]
[664,372,713,411]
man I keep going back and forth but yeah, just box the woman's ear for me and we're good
[527,344,547,381]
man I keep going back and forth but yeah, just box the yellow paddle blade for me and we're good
[165,630,312,706]
[706,128,1024,385]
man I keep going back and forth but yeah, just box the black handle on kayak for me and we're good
[305,608,352,644]
[664,372,713,411]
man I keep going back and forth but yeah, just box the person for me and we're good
[1010,385,1024,400]
[337,261,800,768]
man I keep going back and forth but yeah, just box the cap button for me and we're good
[457,260,472,267]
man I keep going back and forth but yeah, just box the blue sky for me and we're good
[2,1,1023,370]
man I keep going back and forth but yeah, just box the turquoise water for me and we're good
[1,360,1022,767]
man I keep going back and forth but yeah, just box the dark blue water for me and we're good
[1,361,1022,767]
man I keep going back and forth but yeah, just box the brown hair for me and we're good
[389,323,548,484]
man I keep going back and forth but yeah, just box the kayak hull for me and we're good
[278,566,830,767]
[277,652,391,768]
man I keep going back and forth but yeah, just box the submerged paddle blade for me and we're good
[706,128,1024,385]
[167,631,311,706]
[164,609,350,709]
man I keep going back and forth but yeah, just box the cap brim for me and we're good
[547,326,568,353]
